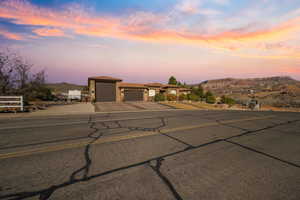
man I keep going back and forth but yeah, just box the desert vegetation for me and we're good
[0,49,53,104]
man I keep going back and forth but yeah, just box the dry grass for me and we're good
[160,102,199,109]
[189,102,220,110]
[261,105,300,112]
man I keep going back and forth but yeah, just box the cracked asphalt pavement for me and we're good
[0,110,299,200]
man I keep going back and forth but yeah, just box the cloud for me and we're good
[0,28,24,40]
[0,0,300,59]
[175,0,201,15]
[32,28,65,37]
[198,8,221,16]
[213,0,230,5]
[0,0,119,31]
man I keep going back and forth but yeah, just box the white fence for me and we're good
[0,96,23,111]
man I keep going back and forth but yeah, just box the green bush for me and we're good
[221,95,236,106]
[167,94,177,101]
[205,91,213,97]
[191,85,204,99]
[179,94,188,101]
[188,94,199,101]
[154,93,166,102]
[206,95,216,104]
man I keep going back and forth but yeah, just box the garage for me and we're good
[124,89,144,101]
[96,82,116,102]
[88,76,122,102]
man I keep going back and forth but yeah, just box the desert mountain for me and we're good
[196,76,300,107]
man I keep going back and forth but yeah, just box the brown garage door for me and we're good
[124,89,144,101]
[96,82,116,102]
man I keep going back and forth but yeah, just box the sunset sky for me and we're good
[0,0,300,84]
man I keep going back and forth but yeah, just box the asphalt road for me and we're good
[0,110,299,200]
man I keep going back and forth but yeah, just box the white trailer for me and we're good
[68,90,81,100]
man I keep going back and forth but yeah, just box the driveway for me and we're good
[94,102,172,112]
[0,103,95,118]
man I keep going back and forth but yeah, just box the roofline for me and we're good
[88,77,122,82]
[119,85,147,89]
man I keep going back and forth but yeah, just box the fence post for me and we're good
[20,96,24,112]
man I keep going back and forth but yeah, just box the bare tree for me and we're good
[0,51,15,95]
[0,49,51,101]
[14,57,31,91]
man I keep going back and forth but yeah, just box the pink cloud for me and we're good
[32,28,65,37]
[0,28,24,40]
[0,0,300,59]
[175,0,200,15]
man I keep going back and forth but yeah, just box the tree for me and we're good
[205,91,213,97]
[205,91,216,104]
[192,85,204,99]
[168,76,177,85]
[206,95,216,104]
[198,85,204,98]
[221,95,236,106]
[0,50,15,95]
[0,49,51,101]
[15,57,31,91]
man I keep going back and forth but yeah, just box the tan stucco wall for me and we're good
[89,79,96,101]
[116,82,122,102]
[143,89,148,101]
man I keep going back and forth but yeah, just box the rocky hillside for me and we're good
[197,76,300,107]
[200,76,298,94]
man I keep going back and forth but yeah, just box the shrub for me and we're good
[191,85,204,99]
[179,94,188,101]
[188,94,199,101]
[167,94,177,101]
[205,91,213,97]
[206,95,216,104]
[154,93,166,102]
[221,95,236,106]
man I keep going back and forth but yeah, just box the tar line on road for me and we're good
[0,115,274,160]
[0,115,275,160]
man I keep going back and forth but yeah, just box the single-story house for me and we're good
[88,76,191,102]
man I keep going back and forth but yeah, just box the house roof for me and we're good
[88,76,122,81]
[162,84,180,88]
[145,83,164,87]
[119,82,147,88]
[179,88,192,91]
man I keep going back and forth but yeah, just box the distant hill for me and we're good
[46,82,87,94]
[193,76,300,107]
[198,76,299,94]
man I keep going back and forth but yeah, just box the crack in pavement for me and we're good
[149,158,183,200]
[70,116,102,182]
[1,117,299,200]
[216,120,249,131]
[0,113,222,152]
[225,119,300,140]
[157,118,195,148]
[225,140,300,168]
[0,115,105,200]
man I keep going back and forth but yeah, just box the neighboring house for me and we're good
[68,90,81,100]
[88,76,191,102]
